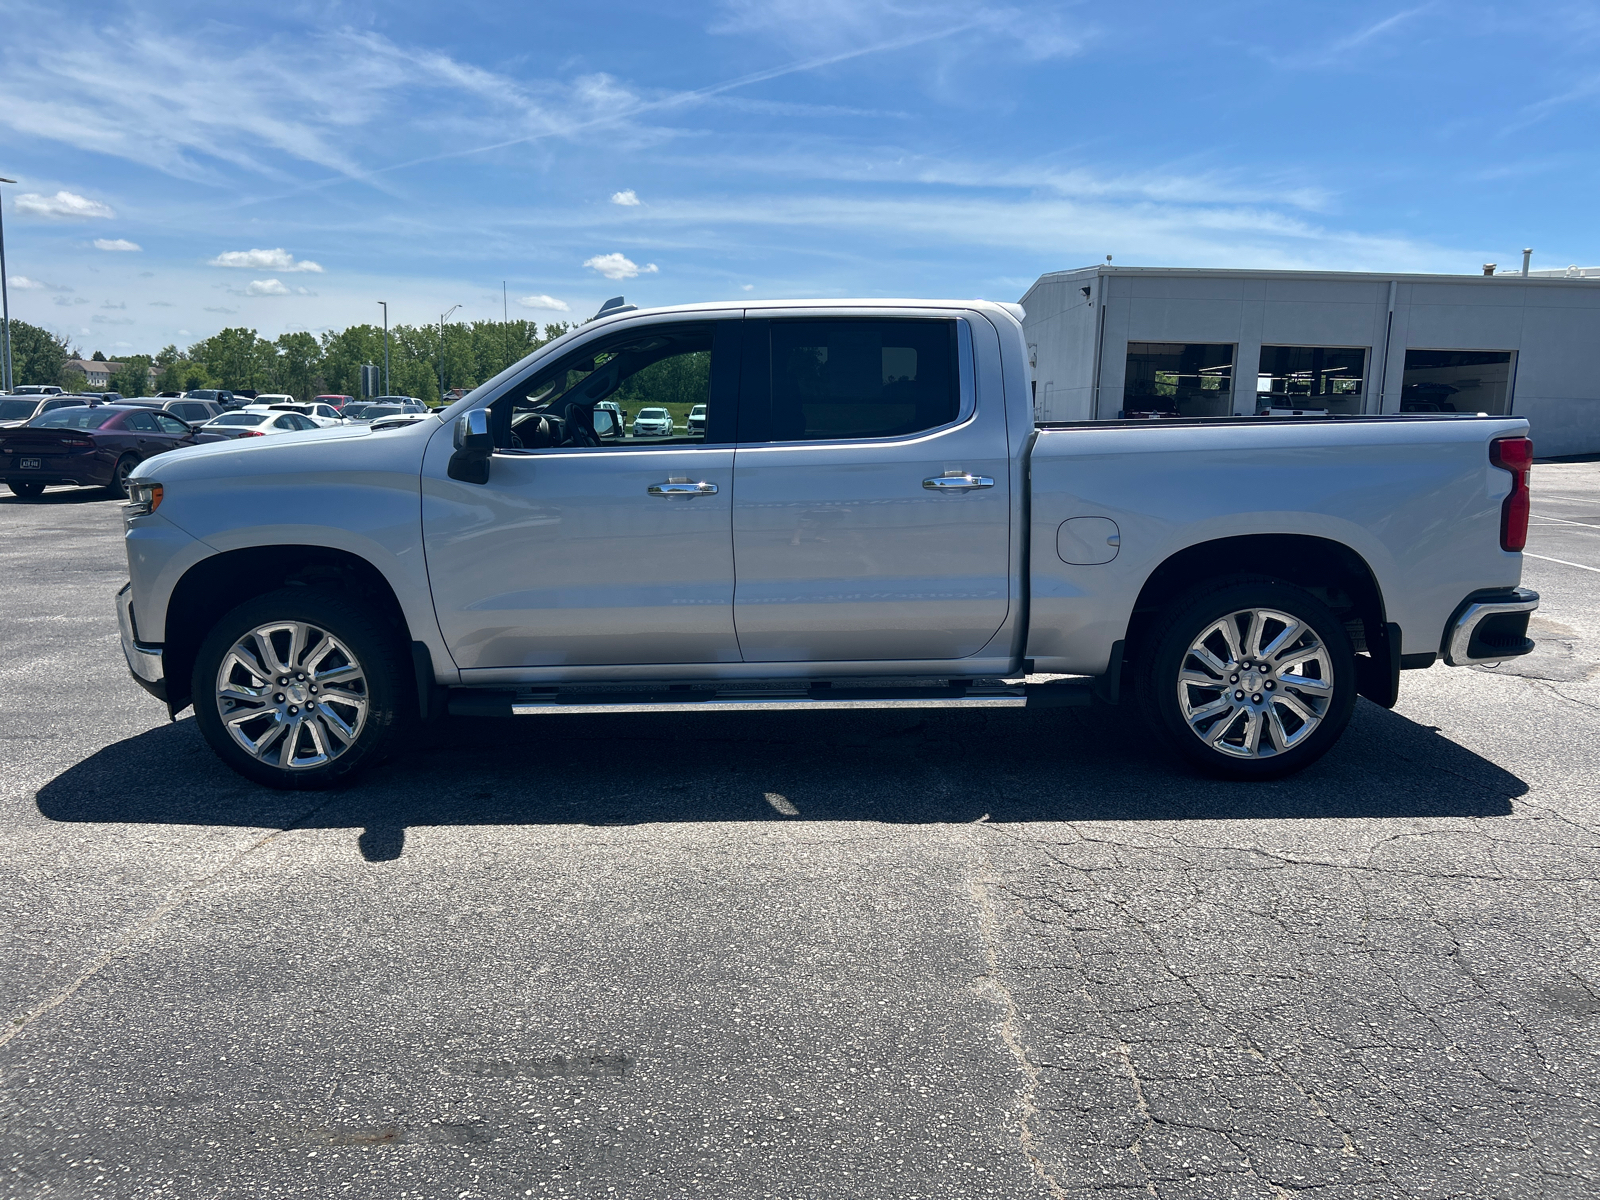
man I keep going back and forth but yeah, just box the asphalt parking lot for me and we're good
[2,465,1598,1200]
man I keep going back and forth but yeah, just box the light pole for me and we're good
[0,177,16,393]
[438,304,459,402]
[377,301,389,397]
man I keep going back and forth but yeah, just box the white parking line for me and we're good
[1538,494,1600,505]
[1530,513,1600,529]
[1524,552,1600,574]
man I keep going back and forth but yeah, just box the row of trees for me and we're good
[4,318,577,402]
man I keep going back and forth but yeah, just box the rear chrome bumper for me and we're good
[1443,587,1539,666]
[116,581,167,701]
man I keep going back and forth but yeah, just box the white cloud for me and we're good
[92,314,135,325]
[712,0,1086,63]
[211,248,323,272]
[517,293,572,311]
[149,301,174,307]
[204,306,238,314]
[93,238,142,251]
[741,284,754,291]
[54,295,90,306]
[611,189,641,206]
[14,190,115,219]
[245,278,290,295]
[583,253,659,280]
[7,275,52,289]
[102,300,127,309]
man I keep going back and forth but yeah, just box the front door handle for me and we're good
[923,473,995,491]
[648,480,719,497]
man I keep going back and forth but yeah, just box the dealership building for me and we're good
[1019,265,1600,458]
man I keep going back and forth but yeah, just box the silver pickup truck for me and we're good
[117,299,1538,789]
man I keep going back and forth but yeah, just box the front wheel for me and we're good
[191,588,411,789]
[1134,578,1357,780]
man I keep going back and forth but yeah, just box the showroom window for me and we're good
[1122,343,1235,417]
[1256,346,1368,415]
[1401,350,1514,414]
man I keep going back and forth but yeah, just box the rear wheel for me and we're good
[191,587,410,789]
[6,481,45,498]
[1134,577,1357,780]
[105,455,137,499]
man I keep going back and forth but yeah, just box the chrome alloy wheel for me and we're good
[1176,607,1334,759]
[214,620,369,770]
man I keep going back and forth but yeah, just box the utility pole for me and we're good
[0,177,16,393]
[438,304,459,402]
[377,301,389,397]
[503,281,509,372]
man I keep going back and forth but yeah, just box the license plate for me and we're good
[20,458,40,470]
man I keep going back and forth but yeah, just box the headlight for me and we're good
[125,480,164,517]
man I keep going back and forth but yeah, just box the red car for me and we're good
[0,404,198,499]
[315,394,358,411]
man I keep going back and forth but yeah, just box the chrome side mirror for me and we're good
[448,408,493,484]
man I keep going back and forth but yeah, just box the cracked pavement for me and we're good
[2,463,1598,1199]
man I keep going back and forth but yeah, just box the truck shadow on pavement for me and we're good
[36,699,1527,861]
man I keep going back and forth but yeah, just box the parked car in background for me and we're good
[687,404,707,435]
[257,402,347,428]
[112,397,170,410]
[163,398,227,425]
[184,388,244,409]
[631,406,673,437]
[69,391,123,404]
[344,403,418,424]
[370,396,428,412]
[194,410,322,443]
[594,400,625,431]
[315,394,357,411]
[2,404,197,498]
[253,394,295,406]
[11,385,63,397]
[0,394,92,430]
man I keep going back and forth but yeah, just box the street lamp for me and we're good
[377,301,389,397]
[438,304,459,402]
[0,176,16,394]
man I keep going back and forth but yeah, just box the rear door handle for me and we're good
[648,480,719,497]
[923,473,995,491]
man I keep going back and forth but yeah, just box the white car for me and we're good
[196,410,321,441]
[631,406,673,437]
[258,402,348,428]
[687,404,707,435]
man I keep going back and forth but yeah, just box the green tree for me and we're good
[6,320,74,387]
[109,355,154,397]
[318,324,388,397]
[91,349,107,362]
[188,327,274,391]
[272,332,321,401]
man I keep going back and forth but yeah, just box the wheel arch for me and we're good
[162,545,413,716]
[1122,534,1391,698]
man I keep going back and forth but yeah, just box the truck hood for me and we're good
[131,416,442,481]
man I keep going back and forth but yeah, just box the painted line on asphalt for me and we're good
[1538,494,1600,505]
[1524,552,1600,574]
[1530,512,1600,529]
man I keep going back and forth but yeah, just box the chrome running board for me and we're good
[446,679,1092,718]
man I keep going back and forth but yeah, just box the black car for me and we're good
[0,405,198,498]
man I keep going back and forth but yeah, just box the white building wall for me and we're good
[1020,267,1600,457]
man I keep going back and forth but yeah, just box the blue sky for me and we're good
[2,0,1597,356]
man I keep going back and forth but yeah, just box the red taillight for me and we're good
[1490,436,1532,552]
[237,430,265,438]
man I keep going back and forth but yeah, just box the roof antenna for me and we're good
[595,295,637,319]
[1521,248,1532,277]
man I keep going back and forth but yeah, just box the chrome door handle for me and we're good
[923,473,995,491]
[648,480,719,497]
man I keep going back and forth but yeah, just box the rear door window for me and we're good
[746,318,960,443]
[124,410,160,432]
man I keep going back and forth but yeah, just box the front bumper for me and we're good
[1442,587,1539,666]
[117,581,167,701]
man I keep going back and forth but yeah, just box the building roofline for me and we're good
[1021,264,1600,303]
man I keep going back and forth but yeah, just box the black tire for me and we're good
[6,481,45,498]
[191,587,411,789]
[1133,576,1357,780]
[105,455,137,499]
